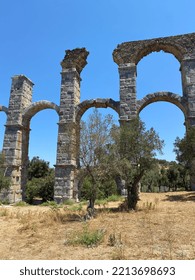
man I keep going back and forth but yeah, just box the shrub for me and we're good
[66,224,105,247]
[14,201,28,207]
[25,175,54,204]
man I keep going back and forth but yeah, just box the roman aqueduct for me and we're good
[1,32,195,203]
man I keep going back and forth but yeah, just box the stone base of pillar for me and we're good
[54,164,78,203]
[0,186,22,204]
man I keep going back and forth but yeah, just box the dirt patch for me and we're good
[0,191,195,260]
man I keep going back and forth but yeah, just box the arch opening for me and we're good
[78,107,119,200]
[23,101,59,125]
[135,42,184,65]
[28,109,59,167]
[139,101,185,162]
[137,51,182,101]
[76,98,120,123]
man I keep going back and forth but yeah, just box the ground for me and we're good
[0,191,195,260]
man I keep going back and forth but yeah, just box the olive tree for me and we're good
[110,118,164,210]
[79,108,116,209]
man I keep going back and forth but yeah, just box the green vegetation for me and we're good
[13,201,29,207]
[3,109,192,211]
[25,157,54,204]
[65,224,105,247]
[0,151,10,193]
[141,159,190,192]
[79,110,164,210]
[78,109,195,210]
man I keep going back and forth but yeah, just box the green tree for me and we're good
[0,152,10,193]
[167,164,180,191]
[27,156,51,180]
[79,108,116,209]
[26,157,54,203]
[158,167,169,191]
[110,118,164,210]
[174,127,195,190]
[174,127,195,168]
[141,165,161,192]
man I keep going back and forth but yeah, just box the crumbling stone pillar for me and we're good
[2,75,33,202]
[181,58,195,190]
[54,48,89,203]
[118,63,137,121]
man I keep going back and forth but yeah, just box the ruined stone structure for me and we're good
[1,32,195,203]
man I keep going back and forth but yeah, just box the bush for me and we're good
[26,175,54,204]
[66,224,105,247]
[0,175,10,192]
[25,178,40,204]
[38,175,54,202]
[14,201,28,207]
[41,201,59,207]
[79,176,118,201]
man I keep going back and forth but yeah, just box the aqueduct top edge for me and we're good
[113,32,195,65]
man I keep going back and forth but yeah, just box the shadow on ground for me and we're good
[163,191,195,202]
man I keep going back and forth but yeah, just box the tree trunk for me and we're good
[115,175,126,195]
[126,171,144,210]
[127,182,140,210]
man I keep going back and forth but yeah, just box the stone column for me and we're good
[54,48,89,203]
[181,58,195,190]
[2,75,33,202]
[118,63,137,121]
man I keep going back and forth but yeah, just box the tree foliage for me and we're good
[110,118,164,209]
[141,160,190,192]
[79,111,164,211]
[79,108,117,208]
[26,157,54,203]
[27,156,51,180]
[0,151,10,193]
[174,127,195,172]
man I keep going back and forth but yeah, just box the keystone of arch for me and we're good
[0,105,8,114]
[137,92,187,117]
[76,98,120,122]
[22,100,60,125]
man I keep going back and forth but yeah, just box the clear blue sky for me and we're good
[0,0,195,166]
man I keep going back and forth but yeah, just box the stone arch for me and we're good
[134,42,184,65]
[75,98,120,122]
[113,33,195,65]
[0,105,8,115]
[21,101,60,197]
[137,91,187,120]
[22,100,59,125]
[136,49,182,101]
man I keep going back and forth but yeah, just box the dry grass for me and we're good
[0,191,195,260]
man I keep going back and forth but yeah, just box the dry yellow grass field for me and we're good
[0,191,195,260]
